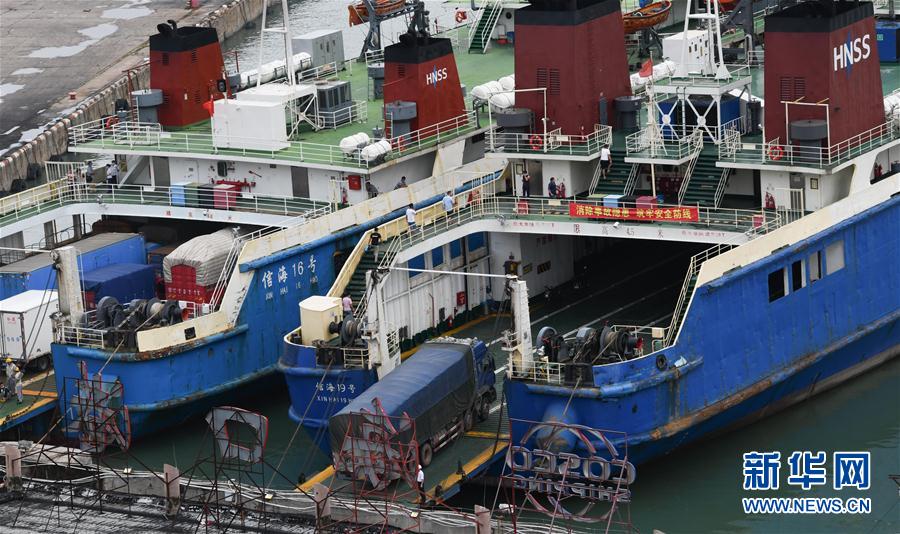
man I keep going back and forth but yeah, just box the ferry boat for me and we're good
[0,0,893,461]
[282,0,900,471]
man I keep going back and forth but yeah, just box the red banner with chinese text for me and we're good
[568,203,699,222]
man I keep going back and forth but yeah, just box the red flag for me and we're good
[639,59,653,78]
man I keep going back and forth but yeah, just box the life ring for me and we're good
[455,10,467,23]
[105,116,119,129]
[767,144,784,161]
[529,134,543,151]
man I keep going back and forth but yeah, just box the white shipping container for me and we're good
[0,290,59,369]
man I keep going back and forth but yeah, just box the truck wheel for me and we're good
[463,409,474,432]
[419,441,434,468]
[477,397,490,422]
[35,356,50,372]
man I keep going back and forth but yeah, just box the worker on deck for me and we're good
[521,173,531,197]
[368,226,382,260]
[395,176,408,189]
[342,293,353,316]
[547,177,558,198]
[416,464,425,503]
[405,204,418,234]
[442,191,455,222]
[15,372,23,404]
[600,144,612,178]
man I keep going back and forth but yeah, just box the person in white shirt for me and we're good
[599,144,612,178]
[106,163,119,185]
[442,191,454,222]
[416,464,425,501]
[406,204,417,233]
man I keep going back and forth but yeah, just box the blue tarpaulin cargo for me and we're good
[82,263,157,308]
[329,341,475,452]
[0,233,146,300]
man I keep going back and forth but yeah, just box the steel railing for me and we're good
[386,110,479,158]
[509,360,565,385]
[467,0,502,53]
[0,178,332,229]
[626,126,704,160]
[488,125,613,157]
[718,118,900,168]
[315,100,368,129]
[664,214,783,347]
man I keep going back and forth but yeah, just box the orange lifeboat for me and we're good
[622,0,672,34]
[348,0,406,26]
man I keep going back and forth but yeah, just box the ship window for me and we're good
[768,267,787,302]
[791,259,805,291]
[809,251,822,283]
[161,53,169,66]
[432,246,444,268]
[825,240,844,274]
[467,232,485,252]
[408,254,425,277]
[450,239,462,259]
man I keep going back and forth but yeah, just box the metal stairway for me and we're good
[665,244,733,345]
[589,148,636,196]
[344,247,380,310]
[679,147,729,207]
[468,0,502,54]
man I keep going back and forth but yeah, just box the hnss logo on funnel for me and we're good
[425,66,448,87]
[833,33,871,73]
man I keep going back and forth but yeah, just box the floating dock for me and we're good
[0,371,57,435]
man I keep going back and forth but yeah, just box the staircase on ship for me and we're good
[679,146,731,207]
[590,147,638,196]
[468,0,503,54]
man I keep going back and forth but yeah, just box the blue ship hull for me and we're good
[51,237,341,441]
[278,342,377,452]
[507,193,900,465]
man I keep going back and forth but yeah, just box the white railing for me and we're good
[713,168,732,208]
[58,325,106,349]
[627,127,703,160]
[623,163,640,195]
[0,178,332,229]
[511,360,566,385]
[69,118,367,168]
[677,150,702,203]
[467,0,502,52]
[386,110,479,158]
[664,213,784,346]
[364,49,384,66]
[315,100,368,129]
[488,125,613,157]
[719,118,900,168]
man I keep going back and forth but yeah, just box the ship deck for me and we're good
[0,371,57,434]
[299,239,692,507]
[68,28,514,172]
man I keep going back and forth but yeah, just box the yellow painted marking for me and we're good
[21,390,56,398]
[0,397,54,424]
[464,431,509,439]
[432,440,509,495]
[299,466,334,492]
[400,313,511,360]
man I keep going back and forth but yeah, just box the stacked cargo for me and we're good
[82,264,157,310]
[163,229,239,306]
[0,233,146,300]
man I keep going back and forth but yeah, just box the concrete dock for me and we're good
[0,0,233,156]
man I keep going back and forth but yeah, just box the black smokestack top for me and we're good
[765,1,873,33]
